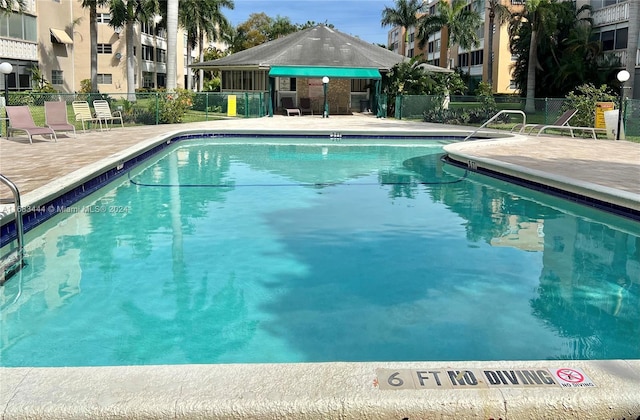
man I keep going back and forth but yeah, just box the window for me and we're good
[142,45,154,61]
[51,70,63,85]
[351,79,368,92]
[428,41,434,53]
[458,53,468,67]
[97,43,112,54]
[143,72,154,88]
[156,48,166,63]
[222,70,268,91]
[471,50,484,66]
[0,13,38,42]
[601,30,615,51]
[140,21,152,35]
[614,27,628,50]
[97,74,112,84]
[97,13,111,24]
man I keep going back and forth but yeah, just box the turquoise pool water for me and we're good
[1,138,639,367]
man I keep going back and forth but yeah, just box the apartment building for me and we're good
[0,0,38,94]
[387,0,639,98]
[387,0,520,94]
[586,0,639,99]
[0,0,217,97]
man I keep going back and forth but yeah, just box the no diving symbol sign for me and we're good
[553,368,595,388]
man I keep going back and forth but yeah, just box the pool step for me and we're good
[0,249,25,286]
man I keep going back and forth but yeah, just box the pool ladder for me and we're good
[0,174,25,285]
[463,110,526,141]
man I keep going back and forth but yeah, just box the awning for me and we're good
[50,28,73,45]
[269,66,381,79]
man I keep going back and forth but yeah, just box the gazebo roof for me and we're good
[193,25,408,72]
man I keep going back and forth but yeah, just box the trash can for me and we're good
[360,99,368,112]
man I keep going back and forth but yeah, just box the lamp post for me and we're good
[616,70,630,141]
[322,76,329,118]
[0,62,13,137]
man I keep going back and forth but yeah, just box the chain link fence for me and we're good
[0,91,637,140]
[393,94,637,139]
[0,91,268,136]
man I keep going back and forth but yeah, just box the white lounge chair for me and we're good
[93,100,123,130]
[72,100,103,132]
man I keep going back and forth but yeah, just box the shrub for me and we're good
[154,89,195,124]
[564,84,617,127]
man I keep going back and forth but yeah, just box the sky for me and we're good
[223,0,394,45]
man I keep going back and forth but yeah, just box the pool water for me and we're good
[1,138,639,367]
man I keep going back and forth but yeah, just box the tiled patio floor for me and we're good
[0,114,638,207]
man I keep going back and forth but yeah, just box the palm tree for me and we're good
[510,0,559,113]
[178,0,234,91]
[417,0,483,70]
[80,0,109,92]
[165,0,178,91]
[110,0,160,100]
[381,0,422,58]
[485,0,511,88]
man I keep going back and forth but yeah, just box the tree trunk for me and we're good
[90,4,98,92]
[186,39,193,91]
[198,30,205,92]
[166,0,179,92]
[126,20,136,102]
[524,29,537,113]
[487,9,495,88]
[626,1,639,98]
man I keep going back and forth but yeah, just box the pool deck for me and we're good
[1,114,640,419]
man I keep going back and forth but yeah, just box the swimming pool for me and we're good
[1,137,639,367]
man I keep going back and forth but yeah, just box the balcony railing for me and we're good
[592,1,629,26]
[601,49,640,67]
[0,38,38,61]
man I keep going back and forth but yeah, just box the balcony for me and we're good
[602,49,640,67]
[591,1,629,27]
[0,38,37,61]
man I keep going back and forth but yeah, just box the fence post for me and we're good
[543,97,548,124]
[205,92,209,121]
[395,95,402,120]
[155,92,159,125]
[245,92,249,118]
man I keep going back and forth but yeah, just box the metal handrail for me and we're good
[463,110,526,141]
[0,173,24,262]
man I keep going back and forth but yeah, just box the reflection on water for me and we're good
[1,140,638,366]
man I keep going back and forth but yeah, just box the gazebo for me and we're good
[193,25,431,117]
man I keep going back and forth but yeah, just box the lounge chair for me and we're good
[281,97,300,116]
[45,101,76,138]
[72,100,103,132]
[512,109,577,135]
[299,97,313,115]
[6,106,57,144]
[93,100,124,130]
